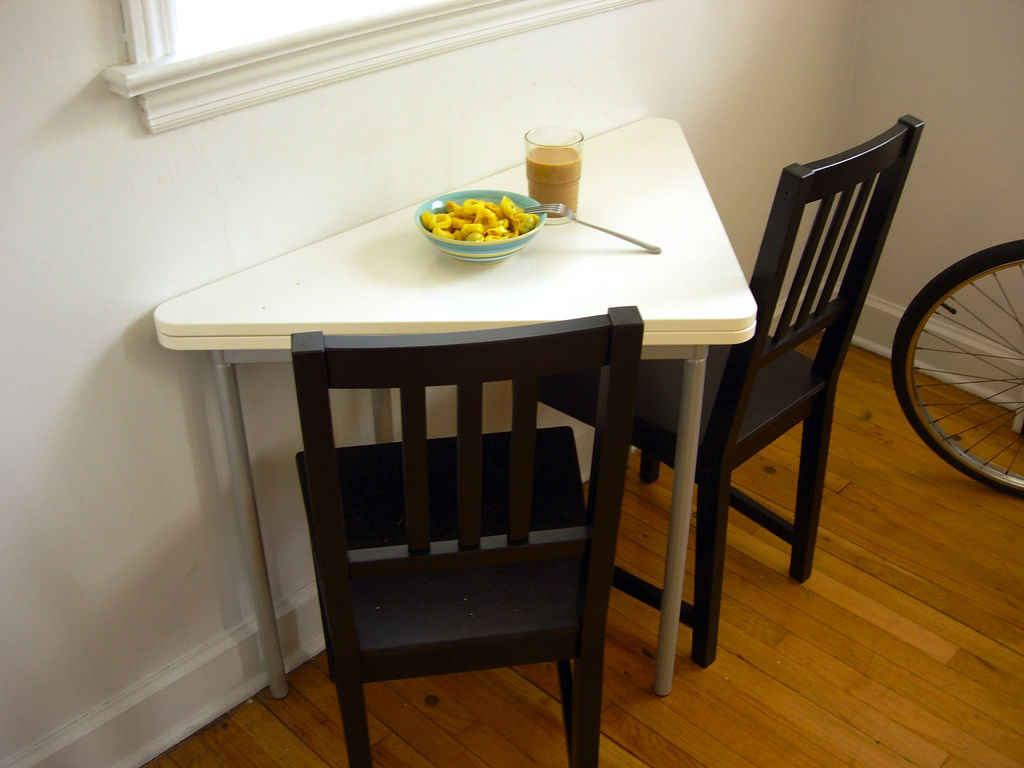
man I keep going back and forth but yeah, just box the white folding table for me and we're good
[154,117,756,697]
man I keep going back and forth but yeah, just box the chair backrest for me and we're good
[708,115,924,458]
[292,307,643,676]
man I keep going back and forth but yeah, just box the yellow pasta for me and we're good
[421,196,540,242]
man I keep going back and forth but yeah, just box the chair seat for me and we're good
[601,348,825,469]
[732,349,826,453]
[353,556,583,650]
[353,556,583,680]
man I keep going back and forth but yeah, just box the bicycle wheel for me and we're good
[892,240,1024,497]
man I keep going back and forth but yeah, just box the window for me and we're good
[104,0,652,133]
[172,1,452,58]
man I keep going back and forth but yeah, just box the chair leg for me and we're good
[690,469,731,667]
[556,659,574,762]
[568,656,603,768]
[316,593,337,682]
[790,406,833,582]
[305,523,336,682]
[638,450,661,483]
[335,674,374,768]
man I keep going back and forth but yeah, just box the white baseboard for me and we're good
[2,582,325,768]
[851,294,904,359]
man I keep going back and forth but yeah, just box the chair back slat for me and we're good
[456,382,483,549]
[508,376,540,543]
[399,385,431,553]
[814,177,872,317]
[774,193,834,339]
[323,324,615,389]
[795,189,853,328]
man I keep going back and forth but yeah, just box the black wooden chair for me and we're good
[539,116,924,667]
[292,307,643,768]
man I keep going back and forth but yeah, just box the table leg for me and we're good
[653,348,706,696]
[211,351,289,699]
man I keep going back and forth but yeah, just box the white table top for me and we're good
[154,118,755,352]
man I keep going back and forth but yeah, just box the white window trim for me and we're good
[105,0,652,133]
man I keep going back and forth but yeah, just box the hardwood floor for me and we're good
[147,346,1024,767]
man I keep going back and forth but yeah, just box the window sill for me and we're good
[104,0,649,133]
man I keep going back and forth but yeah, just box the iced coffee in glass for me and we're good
[525,127,583,222]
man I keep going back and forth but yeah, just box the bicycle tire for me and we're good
[891,240,1024,497]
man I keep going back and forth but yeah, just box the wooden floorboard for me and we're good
[148,346,1024,767]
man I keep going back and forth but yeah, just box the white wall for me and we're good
[0,1,1019,766]
[845,0,1024,354]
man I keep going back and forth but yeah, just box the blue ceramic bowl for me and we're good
[415,189,546,262]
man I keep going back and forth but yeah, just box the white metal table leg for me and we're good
[653,348,706,696]
[211,351,289,699]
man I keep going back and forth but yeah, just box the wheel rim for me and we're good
[904,259,1024,493]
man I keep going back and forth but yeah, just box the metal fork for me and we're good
[524,203,662,254]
